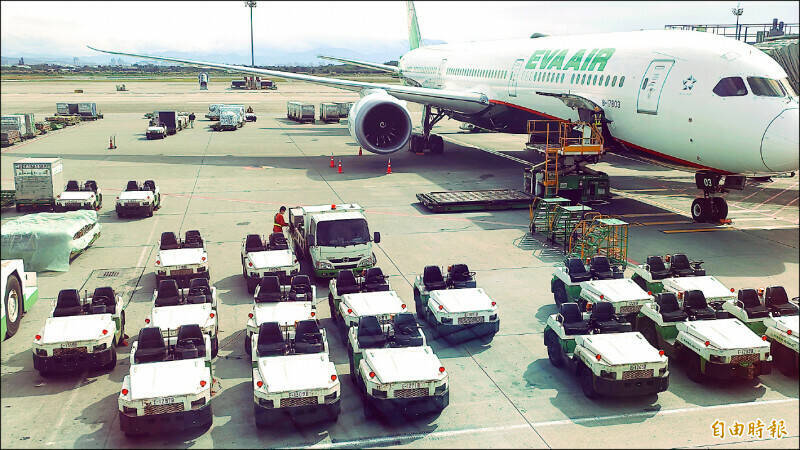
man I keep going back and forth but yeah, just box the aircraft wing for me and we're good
[316,55,400,74]
[88,46,489,114]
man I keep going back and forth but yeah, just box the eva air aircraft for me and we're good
[90,1,798,222]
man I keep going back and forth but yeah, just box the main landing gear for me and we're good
[409,105,446,154]
[691,172,745,223]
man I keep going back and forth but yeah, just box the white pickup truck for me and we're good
[241,232,299,293]
[118,325,213,436]
[115,180,161,218]
[155,231,210,288]
[32,287,125,375]
[289,203,380,280]
[250,320,340,426]
[55,180,102,211]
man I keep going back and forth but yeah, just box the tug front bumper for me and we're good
[119,403,212,435]
[704,359,772,380]
[253,398,340,426]
[56,202,93,211]
[366,389,449,420]
[433,320,500,344]
[592,374,670,397]
[116,203,151,217]
[314,264,374,279]
[32,346,114,373]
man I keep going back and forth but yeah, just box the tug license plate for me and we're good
[171,269,192,276]
[61,341,77,348]
[465,312,478,317]
[400,382,423,390]
[289,391,311,398]
[627,364,646,370]
[150,396,175,406]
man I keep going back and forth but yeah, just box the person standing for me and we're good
[189,112,196,128]
[273,206,288,233]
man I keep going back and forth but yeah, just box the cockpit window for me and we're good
[747,77,786,97]
[713,77,747,96]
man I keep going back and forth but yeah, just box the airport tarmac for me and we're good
[1,80,798,449]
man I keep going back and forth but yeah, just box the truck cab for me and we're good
[289,204,379,279]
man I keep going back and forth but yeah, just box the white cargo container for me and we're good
[1,116,25,137]
[333,102,353,118]
[287,102,315,123]
[12,158,63,211]
[56,103,70,115]
[205,104,223,120]
[319,103,340,123]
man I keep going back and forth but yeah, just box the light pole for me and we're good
[245,1,257,67]
[731,2,744,41]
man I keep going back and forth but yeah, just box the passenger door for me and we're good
[508,58,525,97]
[636,59,675,114]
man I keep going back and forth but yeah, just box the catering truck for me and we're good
[2,259,39,339]
[12,157,63,212]
[289,204,380,279]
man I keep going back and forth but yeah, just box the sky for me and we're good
[1,1,798,63]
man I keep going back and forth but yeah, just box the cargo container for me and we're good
[12,158,63,211]
[77,102,99,119]
[231,80,246,89]
[319,103,340,123]
[218,105,244,130]
[260,80,277,90]
[333,102,353,118]
[56,103,70,115]
[12,114,36,138]
[157,111,180,135]
[206,104,223,120]
[1,116,25,137]
[287,102,315,123]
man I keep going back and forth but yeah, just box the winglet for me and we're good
[407,1,422,50]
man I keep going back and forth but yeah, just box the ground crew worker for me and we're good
[273,206,288,233]
[188,112,196,128]
[592,106,603,129]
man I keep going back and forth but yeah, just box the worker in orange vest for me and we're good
[273,206,288,233]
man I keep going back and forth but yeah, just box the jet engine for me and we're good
[348,91,412,154]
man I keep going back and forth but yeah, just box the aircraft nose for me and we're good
[761,107,799,173]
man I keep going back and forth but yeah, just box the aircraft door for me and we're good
[508,59,524,97]
[438,58,448,89]
[636,59,675,114]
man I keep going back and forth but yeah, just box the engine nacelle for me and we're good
[348,91,412,154]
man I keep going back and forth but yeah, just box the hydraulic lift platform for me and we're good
[416,189,533,213]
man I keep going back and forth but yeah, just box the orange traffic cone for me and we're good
[386,158,392,174]
[329,154,334,168]
[358,147,362,156]
[338,160,343,173]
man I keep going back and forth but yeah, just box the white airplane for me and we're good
[90,1,798,222]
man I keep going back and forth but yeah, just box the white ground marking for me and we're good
[302,398,798,449]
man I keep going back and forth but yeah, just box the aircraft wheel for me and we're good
[429,135,444,154]
[711,197,728,221]
[691,198,711,223]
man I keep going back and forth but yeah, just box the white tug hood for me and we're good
[158,247,206,266]
[129,358,209,400]
[576,332,664,365]
[679,318,769,350]
[248,249,293,269]
[364,346,443,384]
[258,353,335,393]
[40,314,114,344]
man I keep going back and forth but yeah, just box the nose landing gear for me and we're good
[692,172,745,223]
